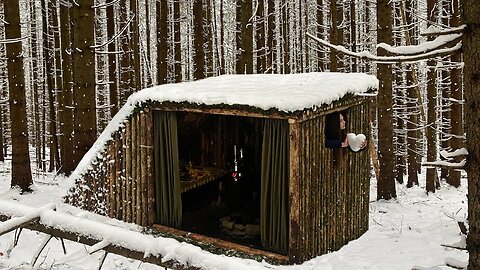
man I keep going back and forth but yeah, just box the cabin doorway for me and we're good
[177,112,264,249]
[153,110,290,255]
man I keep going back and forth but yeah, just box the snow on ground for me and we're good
[0,156,469,270]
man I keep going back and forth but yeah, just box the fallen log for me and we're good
[0,211,196,270]
[0,200,276,270]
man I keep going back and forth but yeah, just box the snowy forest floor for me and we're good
[0,156,469,270]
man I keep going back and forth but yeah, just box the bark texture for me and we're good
[463,1,480,269]
[5,0,33,192]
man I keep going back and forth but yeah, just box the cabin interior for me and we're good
[175,112,266,250]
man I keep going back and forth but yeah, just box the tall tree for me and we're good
[157,0,168,84]
[236,0,253,74]
[193,0,205,80]
[266,0,275,73]
[46,0,60,172]
[173,0,182,82]
[60,0,74,175]
[256,0,266,74]
[5,0,33,192]
[130,0,141,90]
[376,0,396,200]
[448,0,462,188]
[106,0,118,115]
[463,0,480,268]
[72,0,97,168]
[425,0,438,193]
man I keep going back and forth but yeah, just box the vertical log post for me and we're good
[145,109,156,225]
[140,111,148,226]
[288,119,301,262]
[136,113,142,224]
[131,116,137,222]
[125,121,132,222]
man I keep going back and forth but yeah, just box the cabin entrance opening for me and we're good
[177,112,264,249]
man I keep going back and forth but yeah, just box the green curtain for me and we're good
[261,119,289,254]
[154,111,182,228]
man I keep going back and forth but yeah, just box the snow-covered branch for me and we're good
[421,25,466,36]
[306,32,462,63]
[422,159,466,169]
[0,36,29,44]
[92,0,120,9]
[377,33,462,56]
[440,148,469,160]
[91,15,134,49]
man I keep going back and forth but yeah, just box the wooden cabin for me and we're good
[65,72,378,264]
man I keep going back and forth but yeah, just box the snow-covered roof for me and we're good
[69,72,377,182]
[129,72,378,113]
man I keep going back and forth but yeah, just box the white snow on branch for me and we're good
[91,15,134,49]
[377,34,462,55]
[0,200,273,270]
[92,0,120,9]
[306,32,462,63]
[422,159,466,169]
[0,203,56,234]
[444,257,468,269]
[421,25,466,36]
[440,148,469,159]
[0,36,29,44]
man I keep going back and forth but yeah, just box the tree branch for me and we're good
[421,25,467,36]
[306,32,462,63]
[421,159,466,169]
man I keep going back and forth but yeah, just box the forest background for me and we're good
[1,0,480,269]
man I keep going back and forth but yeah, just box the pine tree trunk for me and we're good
[267,0,275,73]
[72,0,97,168]
[156,0,168,84]
[130,0,141,90]
[47,0,60,172]
[281,0,289,74]
[59,0,74,175]
[29,0,40,167]
[329,0,338,71]
[236,0,253,74]
[5,0,33,192]
[173,0,182,82]
[119,0,132,104]
[144,0,153,87]
[205,0,214,77]
[316,0,324,70]
[376,0,396,200]
[256,0,266,74]
[219,0,225,74]
[448,0,462,188]
[193,0,205,80]
[426,0,438,193]
[350,0,357,72]
[107,0,118,115]
[463,0,480,268]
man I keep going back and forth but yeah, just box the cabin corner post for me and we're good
[145,108,156,226]
[288,118,302,262]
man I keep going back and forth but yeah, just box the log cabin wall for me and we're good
[65,109,155,227]
[291,100,370,262]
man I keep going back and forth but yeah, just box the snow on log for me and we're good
[0,200,273,270]
[0,203,56,236]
